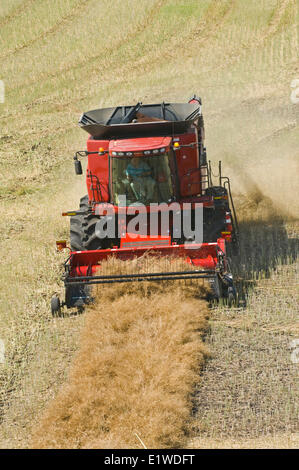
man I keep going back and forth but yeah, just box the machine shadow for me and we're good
[228,216,298,305]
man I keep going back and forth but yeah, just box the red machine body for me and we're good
[85,130,207,205]
[53,99,238,312]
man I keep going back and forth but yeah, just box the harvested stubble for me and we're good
[32,257,210,449]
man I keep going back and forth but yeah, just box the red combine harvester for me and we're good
[51,97,239,315]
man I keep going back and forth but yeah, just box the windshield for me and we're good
[111,154,174,205]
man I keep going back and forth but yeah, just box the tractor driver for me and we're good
[126,157,156,202]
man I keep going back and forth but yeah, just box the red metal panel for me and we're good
[69,241,221,279]
[120,233,171,248]
[109,136,171,153]
[86,137,110,202]
[173,129,201,197]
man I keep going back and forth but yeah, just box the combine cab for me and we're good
[51,97,239,315]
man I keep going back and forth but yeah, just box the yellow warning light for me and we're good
[173,142,180,149]
[56,240,67,251]
[99,147,104,152]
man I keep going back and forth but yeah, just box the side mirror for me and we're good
[74,159,83,175]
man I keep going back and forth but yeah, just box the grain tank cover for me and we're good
[78,102,202,138]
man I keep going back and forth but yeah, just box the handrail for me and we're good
[221,176,239,236]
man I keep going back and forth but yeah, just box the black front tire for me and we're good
[70,195,88,251]
[70,195,102,251]
[82,214,103,251]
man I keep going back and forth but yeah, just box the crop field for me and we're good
[0,0,298,449]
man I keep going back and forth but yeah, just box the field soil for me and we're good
[0,0,298,448]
